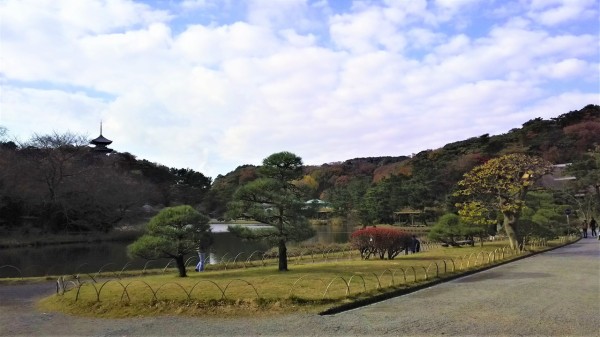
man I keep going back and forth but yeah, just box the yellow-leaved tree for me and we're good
[454,154,552,250]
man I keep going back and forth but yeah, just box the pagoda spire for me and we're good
[90,121,113,153]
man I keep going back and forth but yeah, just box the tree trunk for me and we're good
[278,239,288,271]
[175,254,187,277]
[503,213,522,251]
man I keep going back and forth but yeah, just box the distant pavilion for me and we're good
[90,122,113,153]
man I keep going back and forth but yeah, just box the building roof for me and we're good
[90,134,113,145]
[306,199,327,204]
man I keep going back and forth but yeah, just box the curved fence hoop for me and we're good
[448,258,456,272]
[288,274,326,298]
[122,280,158,302]
[96,279,127,302]
[347,274,367,294]
[393,268,407,284]
[322,276,349,299]
[155,282,192,301]
[56,276,65,295]
[231,252,245,269]
[245,250,263,267]
[78,273,97,283]
[457,255,466,271]
[62,280,80,294]
[323,248,334,261]
[141,260,154,275]
[220,252,230,264]
[379,269,394,287]
[94,263,115,278]
[185,256,198,268]
[116,263,131,279]
[220,253,231,269]
[162,260,175,273]
[0,265,23,279]
[309,250,316,263]
[222,279,260,300]
[409,266,417,282]
[74,263,89,275]
[288,275,308,297]
[425,262,439,278]
[261,253,269,267]
[421,266,428,280]
[74,282,97,302]
[188,280,226,300]
[466,253,476,269]
[475,252,485,266]
[294,249,307,265]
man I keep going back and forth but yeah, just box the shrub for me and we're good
[350,227,412,260]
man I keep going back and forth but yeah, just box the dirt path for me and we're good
[1,239,598,336]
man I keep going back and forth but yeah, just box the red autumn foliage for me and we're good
[350,227,413,260]
[564,121,600,153]
[372,162,413,183]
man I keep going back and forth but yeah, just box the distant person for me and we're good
[411,235,420,253]
[590,217,597,237]
[195,234,214,272]
[581,220,588,238]
[195,251,206,272]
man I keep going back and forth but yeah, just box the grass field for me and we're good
[34,237,576,318]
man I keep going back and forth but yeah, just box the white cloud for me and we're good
[537,58,591,79]
[0,0,598,178]
[527,0,598,26]
[181,0,211,10]
[247,0,310,29]
[174,22,280,66]
[1,86,108,141]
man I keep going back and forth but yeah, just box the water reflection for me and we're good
[0,223,354,278]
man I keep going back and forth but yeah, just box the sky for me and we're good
[1,0,599,179]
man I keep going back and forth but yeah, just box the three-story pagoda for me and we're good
[90,122,113,153]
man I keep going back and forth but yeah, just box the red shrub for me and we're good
[350,227,413,260]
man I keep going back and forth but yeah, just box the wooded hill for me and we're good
[205,104,600,223]
[0,104,598,235]
[0,132,211,234]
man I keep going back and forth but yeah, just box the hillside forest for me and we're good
[0,104,598,237]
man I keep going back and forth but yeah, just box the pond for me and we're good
[0,223,355,278]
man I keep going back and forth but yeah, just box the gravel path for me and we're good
[1,239,598,337]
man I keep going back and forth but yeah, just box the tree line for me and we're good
[0,130,211,234]
[1,104,598,240]
[208,104,599,226]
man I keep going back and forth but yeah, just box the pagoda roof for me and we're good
[90,134,113,145]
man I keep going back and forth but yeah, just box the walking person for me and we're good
[195,233,214,272]
[581,220,588,238]
[590,217,597,237]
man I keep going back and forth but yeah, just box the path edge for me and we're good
[319,238,582,315]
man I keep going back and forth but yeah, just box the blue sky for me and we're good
[1,0,598,178]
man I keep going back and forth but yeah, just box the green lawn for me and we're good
[37,238,574,318]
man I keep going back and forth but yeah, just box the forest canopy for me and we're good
[1,104,598,235]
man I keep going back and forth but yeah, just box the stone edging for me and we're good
[319,238,581,315]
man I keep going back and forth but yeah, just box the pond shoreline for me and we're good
[0,232,141,250]
[0,221,275,249]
